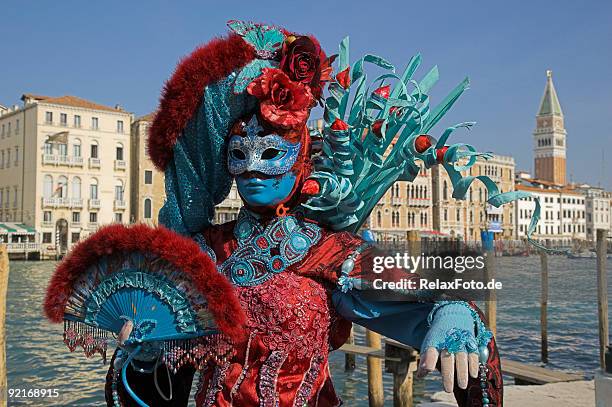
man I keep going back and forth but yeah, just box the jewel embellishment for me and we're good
[219,210,321,286]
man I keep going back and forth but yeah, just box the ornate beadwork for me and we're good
[220,209,322,287]
[293,355,323,407]
[259,350,288,407]
[203,361,230,407]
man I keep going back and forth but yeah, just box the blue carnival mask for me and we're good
[227,115,301,176]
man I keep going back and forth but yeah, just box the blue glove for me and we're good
[420,301,492,355]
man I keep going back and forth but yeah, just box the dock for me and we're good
[337,337,584,406]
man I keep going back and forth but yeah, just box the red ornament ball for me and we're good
[414,134,433,153]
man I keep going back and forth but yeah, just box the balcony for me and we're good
[407,197,431,207]
[89,158,101,168]
[42,154,59,165]
[42,154,84,167]
[391,197,404,206]
[88,199,101,209]
[70,198,83,208]
[42,197,70,208]
[114,160,126,171]
[114,200,126,210]
[7,243,41,253]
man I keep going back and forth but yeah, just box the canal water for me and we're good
[5,256,612,405]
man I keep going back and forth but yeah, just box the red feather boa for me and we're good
[43,223,247,344]
[148,33,255,171]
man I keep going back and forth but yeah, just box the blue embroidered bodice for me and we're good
[213,209,322,287]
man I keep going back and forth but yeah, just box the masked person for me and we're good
[50,21,508,407]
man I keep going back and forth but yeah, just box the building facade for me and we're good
[432,154,516,241]
[130,114,165,225]
[130,113,242,226]
[575,185,611,241]
[0,94,132,257]
[514,177,586,244]
[367,165,433,241]
[533,70,567,185]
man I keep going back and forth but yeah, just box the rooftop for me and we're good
[21,93,126,113]
[537,70,563,117]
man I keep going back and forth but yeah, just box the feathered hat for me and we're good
[149,20,546,250]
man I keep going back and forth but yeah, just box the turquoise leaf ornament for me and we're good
[227,20,286,93]
[301,36,554,252]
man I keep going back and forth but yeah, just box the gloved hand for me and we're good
[416,301,492,392]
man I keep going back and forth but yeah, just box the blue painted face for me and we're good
[229,115,300,208]
[236,172,297,207]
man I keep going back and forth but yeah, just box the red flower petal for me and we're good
[336,67,351,89]
[436,146,449,163]
[373,85,391,99]
[301,179,320,195]
[331,118,349,131]
[371,119,384,137]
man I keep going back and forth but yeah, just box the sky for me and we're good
[1,0,610,188]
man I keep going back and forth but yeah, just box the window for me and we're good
[44,142,53,155]
[43,175,53,198]
[443,181,448,200]
[73,141,81,157]
[15,119,19,134]
[115,182,124,201]
[144,170,153,185]
[74,115,81,128]
[114,213,123,223]
[144,198,152,219]
[89,212,98,223]
[14,146,19,166]
[90,143,99,159]
[13,186,17,207]
[89,181,98,200]
[72,212,80,223]
[58,143,68,156]
[71,177,81,199]
[43,211,52,222]
[57,176,68,198]
[60,113,67,126]
[45,111,53,124]
[6,150,10,168]
[117,120,124,133]
[0,150,4,168]
[1,124,4,137]
[42,232,53,244]
[91,117,99,129]
[71,232,80,243]
[116,145,124,160]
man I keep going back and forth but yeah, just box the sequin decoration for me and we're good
[219,209,322,287]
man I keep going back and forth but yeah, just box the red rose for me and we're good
[247,68,313,129]
[281,36,321,89]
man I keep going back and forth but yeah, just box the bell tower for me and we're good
[533,70,567,185]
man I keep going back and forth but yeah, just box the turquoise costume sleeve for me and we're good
[331,288,433,349]
[332,290,493,355]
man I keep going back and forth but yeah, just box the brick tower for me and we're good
[533,70,567,185]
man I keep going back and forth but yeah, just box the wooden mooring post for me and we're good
[386,339,419,407]
[345,325,356,371]
[0,244,9,406]
[482,231,497,335]
[366,329,384,407]
[596,229,609,370]
[540,251,549,363]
